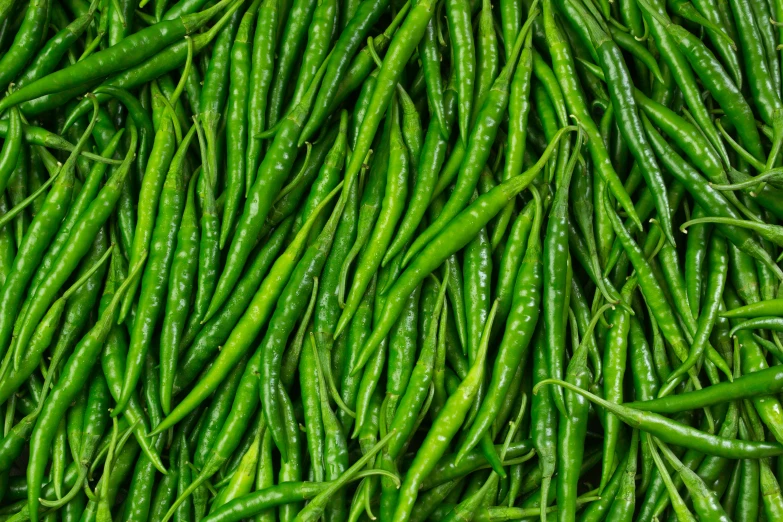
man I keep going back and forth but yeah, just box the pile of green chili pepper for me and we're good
[3,0,783,518]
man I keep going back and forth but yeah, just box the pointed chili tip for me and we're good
[401,250,414,268]
[110,394,129,418]
[201,301,219,325]
[454,447,468,466]
[334,319,347,340]
[297,126,312,148]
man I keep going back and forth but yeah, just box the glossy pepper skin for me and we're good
[5,0,783,520]
[0,0,241,111]
[115,125,198,415]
